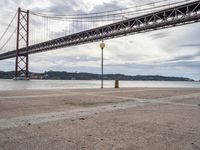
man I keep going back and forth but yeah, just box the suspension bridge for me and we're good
[0,0,200,79]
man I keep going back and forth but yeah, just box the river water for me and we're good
[0,79,200,91]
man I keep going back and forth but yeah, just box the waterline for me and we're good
[0,79,200,91]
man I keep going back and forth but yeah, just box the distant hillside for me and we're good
[0,71,194,81]
[0,71,15,79]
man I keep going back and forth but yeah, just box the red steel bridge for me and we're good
[0,0,200,79]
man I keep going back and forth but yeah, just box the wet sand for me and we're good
[0,88,200,150]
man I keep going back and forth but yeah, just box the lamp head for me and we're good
[100,42,105,49]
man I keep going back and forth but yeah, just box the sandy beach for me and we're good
[0,87,200,150]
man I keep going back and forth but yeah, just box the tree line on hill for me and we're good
[0,71,194,81]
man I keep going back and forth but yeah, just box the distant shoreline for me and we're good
[0,71,195,81]
[0,79,197,82]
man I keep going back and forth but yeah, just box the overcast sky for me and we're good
[0,0,200,80]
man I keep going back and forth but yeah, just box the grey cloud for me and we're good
[174,23,200,44]
[175,61,200,69]
[179,44,200,48]
[149,32,170,40]
[166,55,197,63]
[163,51,200,63]
[0,59,14,71]
[31,55,99,62]
[33,0,85,15]
[90,1,122,13]
[107,62,154,69]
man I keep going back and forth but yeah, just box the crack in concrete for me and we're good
[0,93,79,100]
[0,100,148,130]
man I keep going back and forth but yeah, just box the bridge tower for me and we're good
[14,8,29,80]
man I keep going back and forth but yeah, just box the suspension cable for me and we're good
[29,0,193,20]
[0,28,17,51]
[0,11,17,43]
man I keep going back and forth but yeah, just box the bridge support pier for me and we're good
[14,8,29,80]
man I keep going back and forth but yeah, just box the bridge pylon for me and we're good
[14,8,29,80]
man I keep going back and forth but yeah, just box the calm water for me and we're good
[0,79,200,91]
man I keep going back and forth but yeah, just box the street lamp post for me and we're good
[100,41,105,89]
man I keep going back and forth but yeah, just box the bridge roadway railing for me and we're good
[0,0,200,60]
